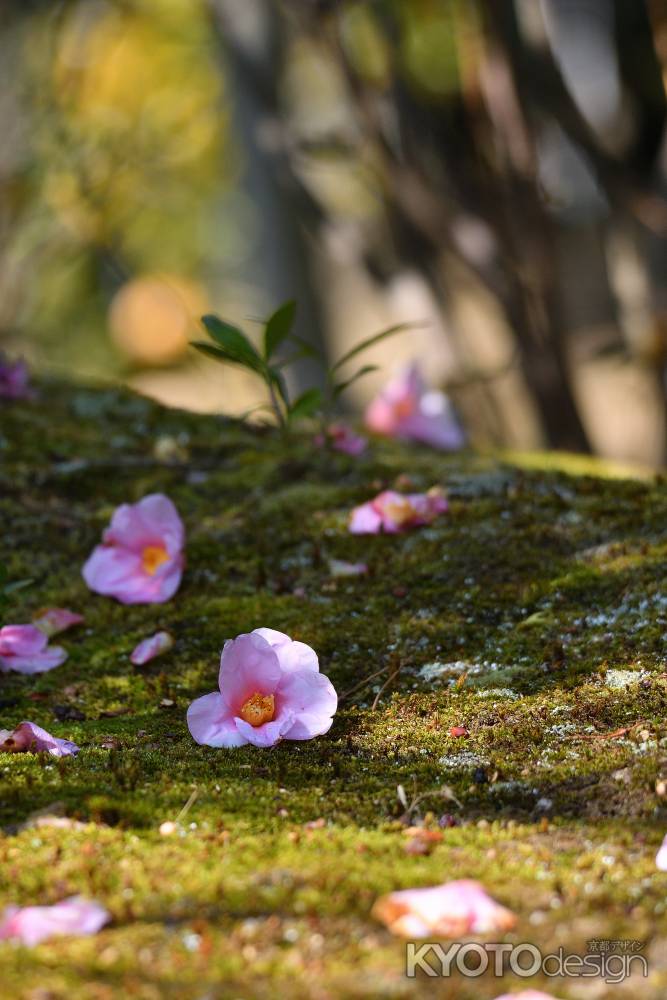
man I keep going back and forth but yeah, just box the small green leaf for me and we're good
[288,387,322,422]
[201,315,263,371]
[263,300,296,360]
[332,364,379,399]
[518,610,555,629]
[331,322,419,373]
[191,341,254,369]
[2,578,34,595]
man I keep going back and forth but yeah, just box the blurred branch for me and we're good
[492,2,667,235]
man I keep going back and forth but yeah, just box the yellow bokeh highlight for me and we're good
[109,275,207,365]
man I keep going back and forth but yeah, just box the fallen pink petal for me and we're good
[0,625,67,674]
[316,424,368,456]
[0,353,32,401]
[656,833,667,870]
[187,628,337,749]
[131,630,175,665]
[372,879,516,938]
[366,362,464,450]
[0,896,109,946]
[32,607,84,638]
[82,493,185,604]
[349,487,447,534]
[0,721,79,758]
[328,559,368,577]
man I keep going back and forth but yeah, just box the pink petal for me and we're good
[187,692,247,748]
[0,896,109,946]
[0,627,66,674]
[328,559,368,577]
[134,493,185,554]
[130,631,174,666]
[0,625,48,657]
[0,722,79,757]
[252,628,320,673]
[349,500,383,535]
[372,490,412,533]
[218,633,282,712]
[32,608,84,638]
[402,489,448,524]
[365,363,422,435]
[1,646,67,675]
[656,834,667,871]
[400,407,465,450]
[104,494,184,554]
[234,710,295,748]
[277,670,337,739]
[372,880,516,938]
[329,425,368,456]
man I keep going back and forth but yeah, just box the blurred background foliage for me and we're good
[1,0,667,466]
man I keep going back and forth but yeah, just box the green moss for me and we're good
[1,378,667,997]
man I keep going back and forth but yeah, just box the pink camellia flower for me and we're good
[315,424,368,456]
[32,607,84,638]
[349,487,447,535]
[656,834,667,870]
[0,353,32,401]
[131,630,174,666]
[0,721,79,758]
[0,896,109,946]
[0,625,67,674]
[187,628,337,749]
[366,363,464,450]
[82,493,185,605]
[372,879,516,938]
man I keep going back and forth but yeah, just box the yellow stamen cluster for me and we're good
[239,692,275,727]
[142,545,169,575]
[383,498,416,527]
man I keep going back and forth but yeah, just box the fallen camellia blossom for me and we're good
[365,363,464,450]
[131,630,174,665]
[0,721,79,758]
[187,628,337,749]
[349,487,447,534]
[82,493,185,604]
[315,423,368,456]
[0,896,109,946]
[372,879,516,938]
[656,834,667,870]
[0,625,67,674]
[32,607,84,638]
[0,353,32,401]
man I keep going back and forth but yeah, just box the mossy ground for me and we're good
[1,379,667,998]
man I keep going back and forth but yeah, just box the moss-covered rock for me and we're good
[1,379,667,998]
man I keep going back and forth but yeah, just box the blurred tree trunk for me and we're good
[206,0,329,392]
